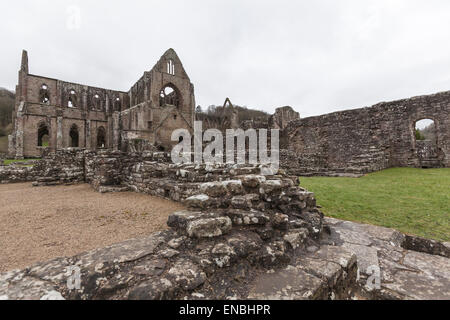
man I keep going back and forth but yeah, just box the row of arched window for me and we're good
[38,82,181,110]
[37,122,106,149]
[38,84,122,111]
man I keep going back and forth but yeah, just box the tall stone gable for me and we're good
[8,49,196,158]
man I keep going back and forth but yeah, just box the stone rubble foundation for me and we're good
[0,149,448,300]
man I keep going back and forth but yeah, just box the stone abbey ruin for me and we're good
[0,49,449,300]
[6,49,450,174]
[8,49,195,159]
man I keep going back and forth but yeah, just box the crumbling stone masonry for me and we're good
[0,149,339,300]
[0,149,83,185]
[8,49,195,158]
[0,149,448,300]
[269,106,300,130]
[281,91,450,176]
[7,46,449,176]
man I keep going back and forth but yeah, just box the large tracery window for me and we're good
[159,85,180,107]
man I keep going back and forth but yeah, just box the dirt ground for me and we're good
[0,183,185,273]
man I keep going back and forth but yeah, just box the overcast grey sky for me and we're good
[2,0,450,117]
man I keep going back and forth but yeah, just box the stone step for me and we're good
[247,245,358,300]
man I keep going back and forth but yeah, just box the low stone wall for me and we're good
[31,149,85,186]
[85,150,172,192]
[0,149,85,185]
[0,165,36,184]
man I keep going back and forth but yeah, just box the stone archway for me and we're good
[96,126,106,149]
[413,118,442,168]
[70,125,79,148]
[37,122,50,147]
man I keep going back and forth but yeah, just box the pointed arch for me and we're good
[91,92,104,111]
[113,96,122,111]
[37,121,50,147]
[159,83,180,107]
[96,126,106,149]
[69,124,79,147]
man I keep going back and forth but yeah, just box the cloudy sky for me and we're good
[2,0,450,117]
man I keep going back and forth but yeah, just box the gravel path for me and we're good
[0,183,184,273]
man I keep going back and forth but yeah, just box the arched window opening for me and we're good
[167,59,175,75]
[37,123,49,147]
[415,119,436,144]
[39,84,50,104]
[93,93,101,111]
[68,90,77,108]
[159,85,180,107]
[70,125,79,147]
[114,97,121,111]
[97,126,106,149]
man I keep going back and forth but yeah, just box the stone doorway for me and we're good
[414,119,442,168]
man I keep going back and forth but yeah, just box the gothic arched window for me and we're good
[159,84,180,107]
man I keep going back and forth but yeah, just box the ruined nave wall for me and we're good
[282,90,450,175]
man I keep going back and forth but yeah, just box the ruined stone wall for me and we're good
[0,155,335,300]
[120,49,196,151]
[2,148,449,300]
[0,165,36,184]
[11,69,127,158]
[269,106,300,130]
[0,149,84,184]
[31,149,85,186]
[9,49,195,158]
[283,90,450,175]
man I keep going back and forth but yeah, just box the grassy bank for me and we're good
[300,168,450,241]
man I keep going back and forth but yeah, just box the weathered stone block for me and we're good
[186,217,232,238]
[227,209,269,226]
[283,228,309,250]
[184,194,211,209]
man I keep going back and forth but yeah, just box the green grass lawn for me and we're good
[2,158,40,166]
[300,168,450,241]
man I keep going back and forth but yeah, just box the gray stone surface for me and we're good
[0,150,448,301]
[321,217,450,300]
[281,90,450,175]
